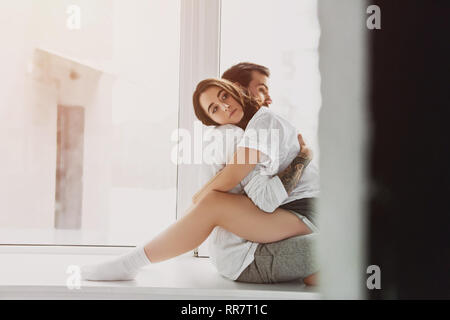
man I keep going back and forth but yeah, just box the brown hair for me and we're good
[221,62,270,88]
[192,78,261,128]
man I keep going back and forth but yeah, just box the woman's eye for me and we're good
[212,106,218,113]
[221,93,228,100]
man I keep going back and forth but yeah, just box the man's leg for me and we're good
[236,232,319,284]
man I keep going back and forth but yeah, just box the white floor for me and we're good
[0,246,320,300]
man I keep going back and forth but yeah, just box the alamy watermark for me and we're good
[366,264,381,290]
[66,5,81,30]
[171,121,281,171]
[66,265,81,290]
[367,5,381,30]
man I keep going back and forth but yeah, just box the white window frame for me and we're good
[176,0,221,221]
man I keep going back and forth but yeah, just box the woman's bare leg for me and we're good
[81,190,313,281]
[144,190,312,263]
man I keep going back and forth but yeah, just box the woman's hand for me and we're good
[192,171,225,204]
[192,190,201,204]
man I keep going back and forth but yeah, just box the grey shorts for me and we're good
[236,209,319,284]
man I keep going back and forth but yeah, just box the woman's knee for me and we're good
[194,190,224,221]
[197,190,223,208]
[195,190,243,226]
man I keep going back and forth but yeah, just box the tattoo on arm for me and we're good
[278,153,311,195]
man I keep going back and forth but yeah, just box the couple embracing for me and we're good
[82,62,320,286]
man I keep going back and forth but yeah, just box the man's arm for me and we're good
[242,133,313,213]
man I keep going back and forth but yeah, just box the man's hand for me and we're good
[277,133,313,195]
[298,133,313,162]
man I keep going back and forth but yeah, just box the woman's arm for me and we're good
[193,134,313,207]
[192,147,260,204]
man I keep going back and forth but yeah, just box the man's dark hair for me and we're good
[221,62,270,88]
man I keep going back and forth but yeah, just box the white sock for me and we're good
[81,246,151,281]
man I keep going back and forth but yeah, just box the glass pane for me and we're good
[0,0,180,245]
[220,0,321,153]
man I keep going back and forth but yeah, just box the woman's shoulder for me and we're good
[203,124,244,166]
[204,124,244,139]
[214,124,244,133]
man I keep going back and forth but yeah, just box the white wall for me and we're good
[317,0,369,299]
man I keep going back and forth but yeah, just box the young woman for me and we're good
[81,78,319,285]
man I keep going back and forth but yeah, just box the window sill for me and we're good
[0,246,320,300]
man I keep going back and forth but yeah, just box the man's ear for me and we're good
[233,82,251,97]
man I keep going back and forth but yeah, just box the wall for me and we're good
[317,0,369,299]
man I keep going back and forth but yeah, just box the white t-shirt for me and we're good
[238,107,320,203]
[201,109,320,280]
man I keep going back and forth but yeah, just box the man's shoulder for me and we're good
[248,107,289,129]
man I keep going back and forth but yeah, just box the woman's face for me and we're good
[199,86,244,125]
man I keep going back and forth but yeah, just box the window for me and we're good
[0,0,181,246]
[1,0,322,248]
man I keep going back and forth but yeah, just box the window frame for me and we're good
[176,0,222,221]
